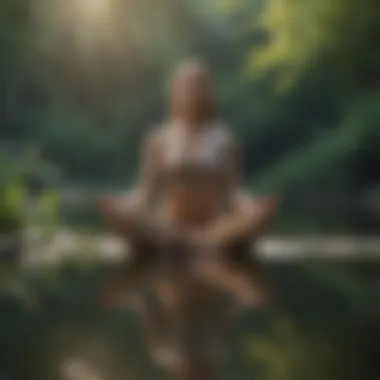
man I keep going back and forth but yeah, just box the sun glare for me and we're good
[78,0,112,16]
[32,0,124,56]
[74,0,118,28]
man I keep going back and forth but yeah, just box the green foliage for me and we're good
[0,156,62,233]
[1,2,380,379]
[246,319,335,380]
[0,167,26,233]
[246,0,380,89]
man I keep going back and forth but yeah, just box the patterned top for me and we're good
[153,121,234,183]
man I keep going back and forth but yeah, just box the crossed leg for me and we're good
[99,196,275,311]
[99,196,275,373]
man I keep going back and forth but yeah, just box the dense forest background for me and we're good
[0,0,380,380]
[2,0,380,232]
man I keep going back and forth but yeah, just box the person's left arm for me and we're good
[223,136,258,213]
[221,136,276,307]
[223,135,277,223]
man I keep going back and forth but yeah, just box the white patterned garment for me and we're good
[157,121,233,171]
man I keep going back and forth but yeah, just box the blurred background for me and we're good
[0,0,380,379]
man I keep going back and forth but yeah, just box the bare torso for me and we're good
[153,121,234,229]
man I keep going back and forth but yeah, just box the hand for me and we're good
[252,196,278,217]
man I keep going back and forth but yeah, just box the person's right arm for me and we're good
[124,130,162,212]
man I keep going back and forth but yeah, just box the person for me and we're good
[99,58,277,375]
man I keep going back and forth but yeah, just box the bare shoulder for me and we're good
[142,123,168,151]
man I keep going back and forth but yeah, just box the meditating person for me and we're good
[99,58,277,377]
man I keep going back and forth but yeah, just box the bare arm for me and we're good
[224,137,257,213]
[224,136,277,227]
[222,136,276,306]
[124,131,162,212]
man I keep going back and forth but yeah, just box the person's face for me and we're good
[172,65,213,120]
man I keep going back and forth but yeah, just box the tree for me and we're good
[247,0,380,89]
